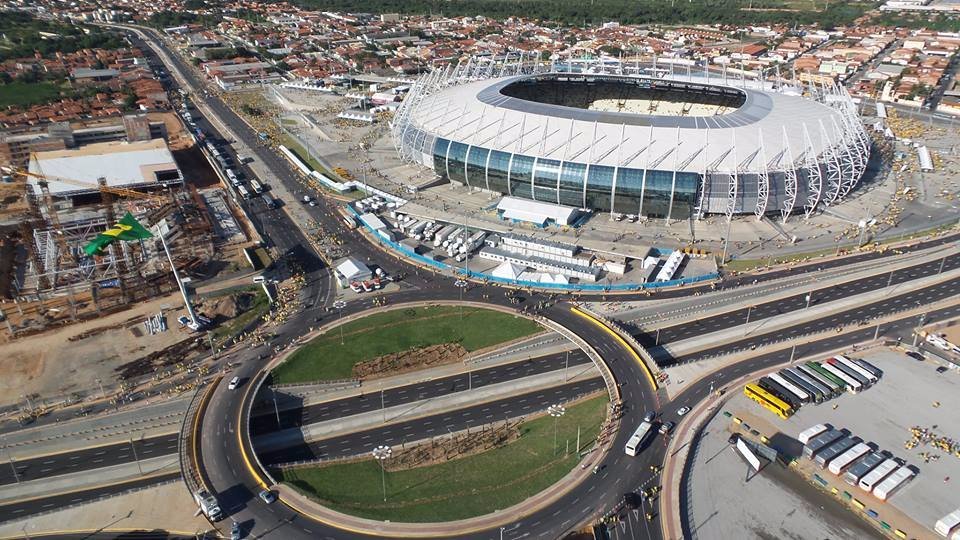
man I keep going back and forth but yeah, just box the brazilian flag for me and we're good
[83,212,154,256]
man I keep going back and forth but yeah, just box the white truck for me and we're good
[194,489,223,521]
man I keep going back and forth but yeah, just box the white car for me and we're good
[227,376,241,390]
[677,406,691,417]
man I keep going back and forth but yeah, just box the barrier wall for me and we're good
[346,204,719,292]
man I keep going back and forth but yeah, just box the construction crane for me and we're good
[4,161,173,293]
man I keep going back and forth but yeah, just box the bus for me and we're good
[338,207,357,229]
[624,421,653,456]
[803,362,846,390]
[743,383,794,419]
[250,179,264,194]
[798,424,828,445]
[814,437,859,469]
[781,369,825,403]
[828,358,871,387]
[853,358,882,380]
[828,442,871,475]
[769,372,811,404]
[261,193,277,209]
[873,466,915,501]
[237,185,251,200]
[842,451,885,485]
[803,429,844,459]
[819,362,863,393]
[856,457,897,491]
[833,355,878,384]
[787,366,839,398]
[757,376,802,410]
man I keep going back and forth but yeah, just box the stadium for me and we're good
[391,57,871,222]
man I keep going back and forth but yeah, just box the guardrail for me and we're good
[577,304,663,372]
[536,314,621,404]
[177,375,223,497]
[244,371,279,487]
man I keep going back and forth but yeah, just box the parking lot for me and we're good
[731,347,960,534]
[687,405,882,539]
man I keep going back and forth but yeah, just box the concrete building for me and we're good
[27,138,182,199]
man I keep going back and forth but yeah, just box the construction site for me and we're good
[0,116,223,334]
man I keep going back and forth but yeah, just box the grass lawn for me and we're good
[212,288,270,343]
[271,306,542,384]
[0,81,62,108]
[277,394,608,522]
[279,133,329,175]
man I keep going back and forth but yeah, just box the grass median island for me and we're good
[271,306,542,384]
[276,394,608,522]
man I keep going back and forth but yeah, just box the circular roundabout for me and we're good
[231,302,636,538]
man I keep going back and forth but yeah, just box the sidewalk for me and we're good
[253,366,600,453]
[656,264,960,362]
[0,455,179,504]
[0,396,189,461]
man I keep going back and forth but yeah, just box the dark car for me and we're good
[623,492,642,509]
[936,366,949,374]
[905,351,925,361]
[728,434,739,444]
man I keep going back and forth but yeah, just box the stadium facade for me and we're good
[391,55,871,222]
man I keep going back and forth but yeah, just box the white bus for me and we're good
[768,372,811,404]
[237,185,251,200]
[250,179,264,194]
[798,424,828,446]
[833,355,878,384]
[819,362,863,394]
[828,442,871,475]
[858,458,899,492]
[872,466,915,501]
[624,421,653,456]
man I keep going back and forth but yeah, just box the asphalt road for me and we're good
[637,251,960,348]
[0,472,180,524]
[256,377,606,464]
[672,275,960,364]
[0,433,178,487]
[250,350,591,433]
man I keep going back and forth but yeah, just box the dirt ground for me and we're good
[0,290,195,409]
[0,180,29,221]
[929,317,960,346]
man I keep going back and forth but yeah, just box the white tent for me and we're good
[491,261,526,280]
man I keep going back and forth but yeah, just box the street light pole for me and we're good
[129,436,143,476]
[564,350,570,382]
[745,305,753,325]
[547,404,566,455]
[372,445,392,503]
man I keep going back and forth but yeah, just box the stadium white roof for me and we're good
[412,74,851,175]
[27,139,180,196]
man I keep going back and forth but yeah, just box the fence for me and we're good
[345,204,719,292]
[178,377,217,495]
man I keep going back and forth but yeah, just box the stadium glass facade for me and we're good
[432,136,698,219]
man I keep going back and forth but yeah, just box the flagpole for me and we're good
[156,225,199,327]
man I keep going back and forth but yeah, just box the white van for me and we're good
[227,376,241,390]
[253,275,266,284]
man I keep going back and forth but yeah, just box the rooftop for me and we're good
[27,139,181,196]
